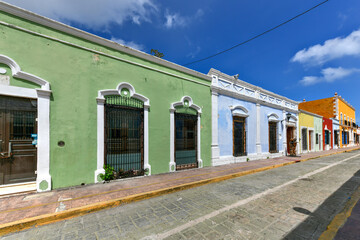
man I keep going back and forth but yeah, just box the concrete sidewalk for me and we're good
[0,146,359,236]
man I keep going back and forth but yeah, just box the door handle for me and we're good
[8,142,11,157]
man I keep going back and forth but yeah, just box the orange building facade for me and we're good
[299,93,357,148]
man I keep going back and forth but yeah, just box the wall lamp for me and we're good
[281,113,292,123]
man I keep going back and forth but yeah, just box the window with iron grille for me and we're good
[325,130,330,145]
[269,122,278,153]
[104,95,144,173]
[334,131,339,145]
[233,116,246,156]
[316,133,319,144]
[175,113,197,170]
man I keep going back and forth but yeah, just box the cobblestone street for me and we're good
[3,150,360,240]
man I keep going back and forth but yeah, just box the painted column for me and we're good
[282,110,287,155]
[296,113,300,155]
[95,98,105,183]
[211,90,219,165]
[169,109,175,172]
[197,113,203,168]
[36,89,52,192]
[256,103,261,154]
[144,105,151,175]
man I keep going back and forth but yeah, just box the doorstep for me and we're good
[0,182,36,198]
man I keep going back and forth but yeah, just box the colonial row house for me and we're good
[209,69,299,166]
[0,2,212,194]
[299,93,358,149]
[0,2,358,195]
[298,110,323,154]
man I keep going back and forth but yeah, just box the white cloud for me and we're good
[164,9,204,29]
[299,67,360,86]
[3,0,158,30]
[110,37,145,51]
[292,29,360,65]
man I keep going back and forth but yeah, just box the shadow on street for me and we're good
[283,170,360,240]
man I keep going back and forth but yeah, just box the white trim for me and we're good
[230,105,249,118]
[256,103,261,154]
[268,113,280,122]
[169,96,202,172]
[0,55,50,90]
[95,83,150,182]
[211,76,220,165]
[0,54,51,192]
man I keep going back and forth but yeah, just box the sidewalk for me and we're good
[0,146,359,236]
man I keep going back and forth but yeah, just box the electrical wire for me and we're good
[183,0,330,66]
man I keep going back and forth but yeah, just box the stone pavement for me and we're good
[0,146,359,237]
[334,191,360,240]
[2,148,360,239]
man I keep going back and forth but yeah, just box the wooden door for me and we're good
[233,116,246,157]
[309,131,312,151]
[286,127,294,154]
[269,122,278,153]
[0,95,37,185]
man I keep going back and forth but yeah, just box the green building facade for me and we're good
[0,2,212,191]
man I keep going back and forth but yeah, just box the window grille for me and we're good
[104,95,144,173]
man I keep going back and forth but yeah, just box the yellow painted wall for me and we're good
[338,98,356,148]
[299,112,314,153]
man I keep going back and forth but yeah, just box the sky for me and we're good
[3,0,360,122]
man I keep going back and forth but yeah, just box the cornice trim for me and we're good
[0,2,211,83]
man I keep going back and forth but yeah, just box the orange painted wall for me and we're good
[338,98,356,148]
[298,97,334,119]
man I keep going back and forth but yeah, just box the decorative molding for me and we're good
[0,55,50,90]
[169,96,202,172]
[96,83,151,182]
[0,54,52,192]
[268,113,280,122]
[211,86,298,113]
[209,68,299,107]
[230,106,249,118]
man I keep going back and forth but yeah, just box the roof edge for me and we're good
[299,109,323,118]
[0,1,211,82]
[208,68,299,105]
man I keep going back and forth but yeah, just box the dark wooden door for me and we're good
[233,116,246,156]
[309,131,312,151]
[269,122,278,153]
[286,127,294,154]
[0,95,37,185]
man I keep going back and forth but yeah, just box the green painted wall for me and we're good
[0,11,212,189]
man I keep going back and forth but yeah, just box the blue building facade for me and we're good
[209,69,299,166]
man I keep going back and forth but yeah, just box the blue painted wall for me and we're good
[218,95,257,156]
[260,105,284,153]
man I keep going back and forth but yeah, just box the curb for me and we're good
[318,184,360,240]
[0,147,359,236]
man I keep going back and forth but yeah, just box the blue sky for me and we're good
[3,0,360,122]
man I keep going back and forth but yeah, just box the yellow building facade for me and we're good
[299,93,357,149]
[337,95,356,148]
[299,110,323,153]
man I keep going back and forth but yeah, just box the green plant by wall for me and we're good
[99,165,115,182]
[246,158,250,162]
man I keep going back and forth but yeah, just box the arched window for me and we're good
[96,83,150,182]
[170,96,202,172]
